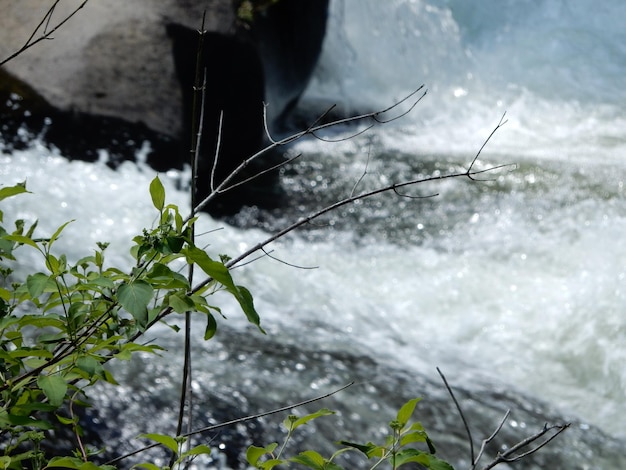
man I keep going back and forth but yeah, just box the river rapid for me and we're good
[2,0,626,469]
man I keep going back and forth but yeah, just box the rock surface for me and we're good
[0,0,235,137]
[0,0,330,214]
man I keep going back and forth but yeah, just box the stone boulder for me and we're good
[0,0,330,215]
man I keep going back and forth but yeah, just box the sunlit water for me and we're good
[2,0,626,468]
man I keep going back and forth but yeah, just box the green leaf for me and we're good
[204,312,217,340]
[338,441,383,458]
[246,443,278,466]
[7,348,52,359]
[400,427,430,448]
[164,236,185,254]
[396,397,422,428]
[48,220,74,247]
[76,356,102,378]
[233,284,264,333]
[290,450,325,469]
[132,463,161,470]
[0,182,29,201]
[0,455,11,469]
[168,292,195,313]
[183,246,234,288]
[0,412,54,430]
[290,451,342,470]
[149,176,165,211]
[87,275,115,289]
[179,444,211,459]
[184,246,264,332]
[113,342,164,361]
[36,374,67,407]
[46,458,112,470]
[258,460,286,470]
[393,449,454,469]
[3,234,40,250]
[56,414,78,425]
[146,263,189,289]
[284,408,335,431]
[117,281,154,328]
[139,433,179,454]
[46,456,83,469]
[26,273,51,298]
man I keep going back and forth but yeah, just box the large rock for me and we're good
[0,0,330,214]
[0,0,234,137]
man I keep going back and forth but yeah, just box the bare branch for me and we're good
[262,102,278,144]
[467,112,508,178]
[474,410,510,467]
[187,86,427,217]
[0,0,90,67]
[437,366,569,470]
[350,146,372,198]
[193,69,208,197]
[210,110,224,193]
[217,152,303,193]
[191,159,512,297]
[392,187,439,199]
[437,367,475,464]
[260,247,319,270]
[105,382,355,466]
[312,124,375,143]
[479,423,570,470]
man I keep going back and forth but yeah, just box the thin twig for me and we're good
[350,145,371,198]
[172,15,207,468]
[217,152,303,193]
[193,159,514,293]
[105,382,355,465]
[437,367,475,465]
[467,113,508,179]
[210,110,224,193]
[473,410,510,468]
[479,423,570,470]
[262,102,278,144]
[188,86,427,217]
[0,0,90,66]
[260,247,319,270]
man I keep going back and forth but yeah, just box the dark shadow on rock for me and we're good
[167,24,284,218]
[0,69,179,171]
[247,0,330,130]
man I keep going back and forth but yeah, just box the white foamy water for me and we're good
[1,0,625,467]
[294,0,626,438]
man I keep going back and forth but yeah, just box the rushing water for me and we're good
[2,0,626,468]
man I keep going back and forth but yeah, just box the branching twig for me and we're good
[198,162,514,295]
[466,112,508,180]
[0,0,90,66]
[260,247,319,270]
[187,86,428,216]
[479,423,570,470]
[350,145,371,198]
[474,410,510,466]
[437,367,475,464]
[437,367,569,470]
[105,381,355,465]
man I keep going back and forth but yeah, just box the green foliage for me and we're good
[246,402,452,469]
[134,433,211,470]
[0,167,483,470]
[0,122,555,469]
[0,180,263,469]
[0,179,457,469]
